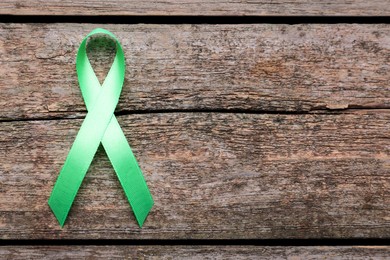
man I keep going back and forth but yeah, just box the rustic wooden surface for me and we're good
[0,24,390,121]
[1,0,390,16]
[0,16,389,259]
[0,111,389,239]
[1,246,390,259]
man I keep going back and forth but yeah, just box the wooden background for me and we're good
[0,1,390,259]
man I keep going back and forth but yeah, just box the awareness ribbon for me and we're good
[48,28,153,228]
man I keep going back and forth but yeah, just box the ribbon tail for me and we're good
[48,130,100,227]
[102,116,154,227]
[48,179,76,228]
[48,80,120,227]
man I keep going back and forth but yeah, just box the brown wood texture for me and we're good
[1,246,389,259]
[0,111,389,239]
[1,0,390,16]
[0,23,390,120]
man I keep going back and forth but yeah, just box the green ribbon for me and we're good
[48,28,153,228]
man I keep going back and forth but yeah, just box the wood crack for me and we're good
[1,108,389,123]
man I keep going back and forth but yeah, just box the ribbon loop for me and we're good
[48,28,154,228]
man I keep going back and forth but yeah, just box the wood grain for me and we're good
[0,0,390,16]
[1,246,389,259]
[0,111,389,239]
[1,23,390,120]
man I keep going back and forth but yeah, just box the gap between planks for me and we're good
[0,16,389,24]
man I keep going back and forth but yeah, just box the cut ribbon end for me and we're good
[134,200,154,228]
[48,199,67,228]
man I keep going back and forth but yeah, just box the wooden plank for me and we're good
[0,0,390,16]
[1,23,390,120]
[0,111,389,239]
[1,246,389,259]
